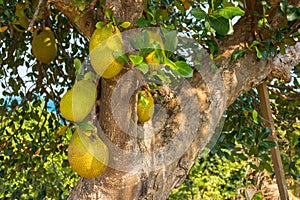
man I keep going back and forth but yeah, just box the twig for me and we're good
[267,84,297,90]
[27,0,44,31]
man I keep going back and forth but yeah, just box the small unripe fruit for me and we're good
[137,91,154,122]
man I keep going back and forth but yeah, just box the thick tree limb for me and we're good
[51,0,98,38]
[269,42,300,82]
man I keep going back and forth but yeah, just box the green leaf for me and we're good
[0,0,3,5]
[190,8,207,20]
[136,63,149,74]
[207,16,230,35]
[213,7,245,19]
[166,59,193,78]
[164,30,178,52]
[231,49,247,60]
[137,18,150,27]
[259,127,271,140]
[156,70,171,83]
[155,49,165,63]
[129,38,139,50]
[254,46,263,59]
[74,58,83,76]
[113,50,128,63]
[105,8,113,20]
[129,55,143,65]
[112,16,117,26]
[252,192,263,200]
[56,125,69,136]
[156,9,169,21]
[83,72,95,81]
[261,140,277,148]
[280,0,288,14]
[250,40,262,47]
[95,21,105,29]
[260,50,268,60]
[252,109,258,123]
[119,21,131,29]
[206,39,218,55]
[287,6,299,21]
[258,18,264,27]
[174,0,185,13]
[208,0,222,10]
[77,121,95,131]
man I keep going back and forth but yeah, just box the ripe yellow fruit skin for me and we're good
[137,91,155,122]
[90,44,123,79]
[60,80,97,122]
[32,27,57,64]
[89,25,122,52]
[89,25,124,79]
[68,130,108,178]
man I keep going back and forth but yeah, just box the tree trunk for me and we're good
[51,0,295,199]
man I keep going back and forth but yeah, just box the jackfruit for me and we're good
[137,90,155,122]
[60,80,97,122]
[89,25,124,79]
[68,129,108,178]
[32,27,57,64]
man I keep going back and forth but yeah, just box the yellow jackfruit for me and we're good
[137,90,155,122]
[89,25,124,79]
[32,27,57,64]
[68,129,108,178]
[60,80,97,122]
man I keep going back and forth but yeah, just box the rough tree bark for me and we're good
[51,0,297,199]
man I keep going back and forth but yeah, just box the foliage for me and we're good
[0,0,88,123]
[0,102,79,199]
[169,153,248,199]
[270,76,300,195]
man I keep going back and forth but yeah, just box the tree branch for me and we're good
[27,0,44,31]
[268,42,300,82]
[50,0,98,38]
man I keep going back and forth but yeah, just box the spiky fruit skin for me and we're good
[68,130,108,178]
[32,27,57,64]
[60,80,97,122]
[89,25,124,79]
[137,91,155,122]
[89,25,122,52]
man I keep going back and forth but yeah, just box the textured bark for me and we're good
[50,0,297,199]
